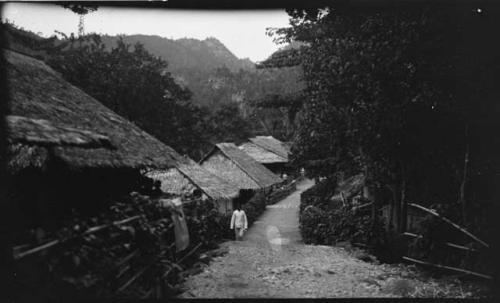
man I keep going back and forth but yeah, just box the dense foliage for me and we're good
[267,5,499,245]
[203,101,252,145]
[43,34,209,159]
[300,181,370,243]
[299,180,406,262]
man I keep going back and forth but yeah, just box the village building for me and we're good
[3,50,193,231]
[238,142,287,173]
[238,136,292,175]
[199,143,282,202]
[145,158,240,214]
[250,136,291,158]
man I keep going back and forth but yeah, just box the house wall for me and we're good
[201,151,260,190]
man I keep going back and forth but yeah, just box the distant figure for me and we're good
[282,173,288,181]
[300,167,305,177]
[230,203,248,241]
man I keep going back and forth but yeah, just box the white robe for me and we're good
[230,210,248,229]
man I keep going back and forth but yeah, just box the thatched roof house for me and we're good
[4,50,184,172]
[249,136,291,160]
[199,143,282,191]
[238,136,292,174]
[145,159,239,213]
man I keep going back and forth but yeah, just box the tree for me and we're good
[46,35,210,159]
[205,102,252,145]
[59,3,98,36]
[267,5,500,233]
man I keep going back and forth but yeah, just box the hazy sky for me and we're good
[2,3,291,62]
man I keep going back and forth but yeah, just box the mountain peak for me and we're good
[204,36,221,42]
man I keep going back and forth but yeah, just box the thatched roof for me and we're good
[249,136,291,160]
[4,50,184,170]
[200,150,261,190]
[238,142,287,164]
[7,115,112,149]
[201,143,282,189]
[146,159,239,201]
[146,168,196,197]
[177,159,239,200]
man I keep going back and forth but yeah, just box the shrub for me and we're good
[299,205,330,244]
[299,178,396,261]
[299,178,337,214]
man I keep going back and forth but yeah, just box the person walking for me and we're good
[230,203,248,241]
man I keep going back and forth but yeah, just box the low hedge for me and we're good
[299,178,398,261]
[300,204,378,245]
[299,177,337,214]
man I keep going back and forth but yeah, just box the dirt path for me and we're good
[180,179,483,298]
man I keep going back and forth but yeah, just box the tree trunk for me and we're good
[358,147,378,231]
[400,166,407,233]
[459,123,470,224]
[388,183,399,232]
[362,165,377,230]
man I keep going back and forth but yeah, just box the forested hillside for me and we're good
[99,35,254,77]
[99,34,304,126]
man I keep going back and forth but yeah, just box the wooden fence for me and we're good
[400,202,492,280]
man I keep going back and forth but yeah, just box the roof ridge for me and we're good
[176,162,239,200]
[249,137,288,159]
[239,142,287,163]
[175,166,215,200]
[217,143,268,188]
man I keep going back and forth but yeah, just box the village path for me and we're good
[179,179,477,298]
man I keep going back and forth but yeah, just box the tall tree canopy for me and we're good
[266,5,500,228]
[46,35,209,159]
